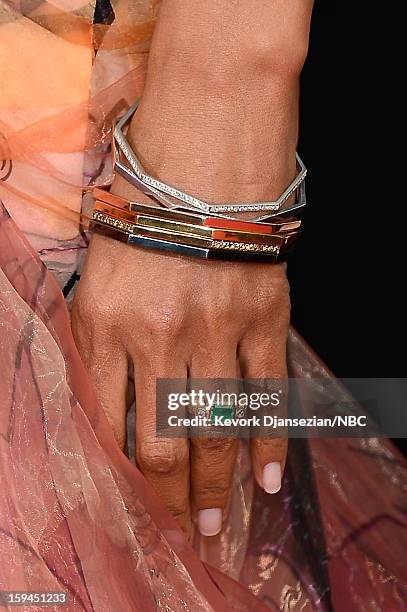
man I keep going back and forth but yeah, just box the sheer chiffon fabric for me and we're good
[0,206,266,611]
[0,1,407,610]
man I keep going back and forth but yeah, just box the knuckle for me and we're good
[199,298,235,337]
[137,440,188,474]
[144,308,184,338]
[194,481,229,507]
[74,289,113,324]
[253,437,288,458]
[72,294,115,348]
[269,278,291,309]
[167,502,188,520]
[136,312,184,359]
[255,284,291,329]
[193,436,235,454]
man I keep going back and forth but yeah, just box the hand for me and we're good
[72,0,312,536]
[72,234,290,535]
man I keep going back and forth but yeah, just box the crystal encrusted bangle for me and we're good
[113,99,307,220]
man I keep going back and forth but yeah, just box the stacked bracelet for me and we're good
[90,100,307,262]
[91,188,301,262]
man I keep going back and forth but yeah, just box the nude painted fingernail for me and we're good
[263,462,282,494]
[198,508,222,536]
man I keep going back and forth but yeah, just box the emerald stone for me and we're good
[211,404,234,424]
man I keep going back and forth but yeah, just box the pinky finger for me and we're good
[251,436,288,494]
[239,332,288,494]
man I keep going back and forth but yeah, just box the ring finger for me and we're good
[189,348,240,537]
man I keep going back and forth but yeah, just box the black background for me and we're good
[290,1,406,452]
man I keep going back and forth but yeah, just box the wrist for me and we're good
[111,0,311,204]
[120,77,298,206]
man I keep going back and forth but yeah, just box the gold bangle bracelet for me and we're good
[90,220,287,263]
[92,209,297,253]
[93,188,301,234]
[94,201,299,246]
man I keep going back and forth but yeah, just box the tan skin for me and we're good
[72,0,314,536]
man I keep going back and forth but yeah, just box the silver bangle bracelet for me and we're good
[113,99,307,220]
[113,137,307,222]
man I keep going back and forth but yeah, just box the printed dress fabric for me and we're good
[0,1,406,610]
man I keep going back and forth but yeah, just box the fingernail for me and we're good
[198,508,222,536]
[263,462,282,494]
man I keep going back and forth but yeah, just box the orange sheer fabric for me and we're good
[0,0,156,239]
